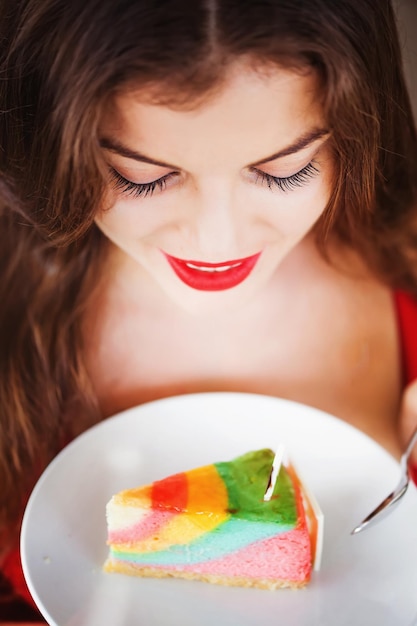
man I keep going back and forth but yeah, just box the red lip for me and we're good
[163,252,261,291]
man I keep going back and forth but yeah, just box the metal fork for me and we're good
[351,426,417,535]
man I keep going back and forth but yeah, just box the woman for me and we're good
[1,0,417,619]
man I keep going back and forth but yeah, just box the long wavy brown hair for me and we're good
[1,0,417,543]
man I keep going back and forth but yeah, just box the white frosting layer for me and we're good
[106,500,150,531]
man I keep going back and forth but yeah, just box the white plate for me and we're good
[21,392,417,626]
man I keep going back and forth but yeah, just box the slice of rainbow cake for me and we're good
[104,449,323,589]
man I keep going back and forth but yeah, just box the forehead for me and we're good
[100,63,325,164]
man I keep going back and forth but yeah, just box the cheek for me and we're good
[95,197,167,242]
[262,182,330,239]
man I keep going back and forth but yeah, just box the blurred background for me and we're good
[396,0,417,119]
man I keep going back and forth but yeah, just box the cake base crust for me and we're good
[104,558,308,590]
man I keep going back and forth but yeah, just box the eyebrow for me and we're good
[252,127,329,165]
[99,126,329,170]
[100,137,177,169]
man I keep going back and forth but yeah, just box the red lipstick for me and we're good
[163,252,261,291]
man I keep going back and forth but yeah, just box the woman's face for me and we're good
[96,63,333,312]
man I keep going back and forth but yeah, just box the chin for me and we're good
[155,269,272,316]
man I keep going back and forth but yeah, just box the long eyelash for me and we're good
[110,162,319,198]
[110,168,169,198]
[255,162,319,192]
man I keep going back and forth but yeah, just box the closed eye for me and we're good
[110,160,319,199]
[253,161,319,192]
[110,168,177,198]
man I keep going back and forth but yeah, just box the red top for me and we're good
[394,290,417,383]
[2,290,417,611]
[394,290,417,485]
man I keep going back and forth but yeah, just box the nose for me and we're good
[189,180,241,259]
